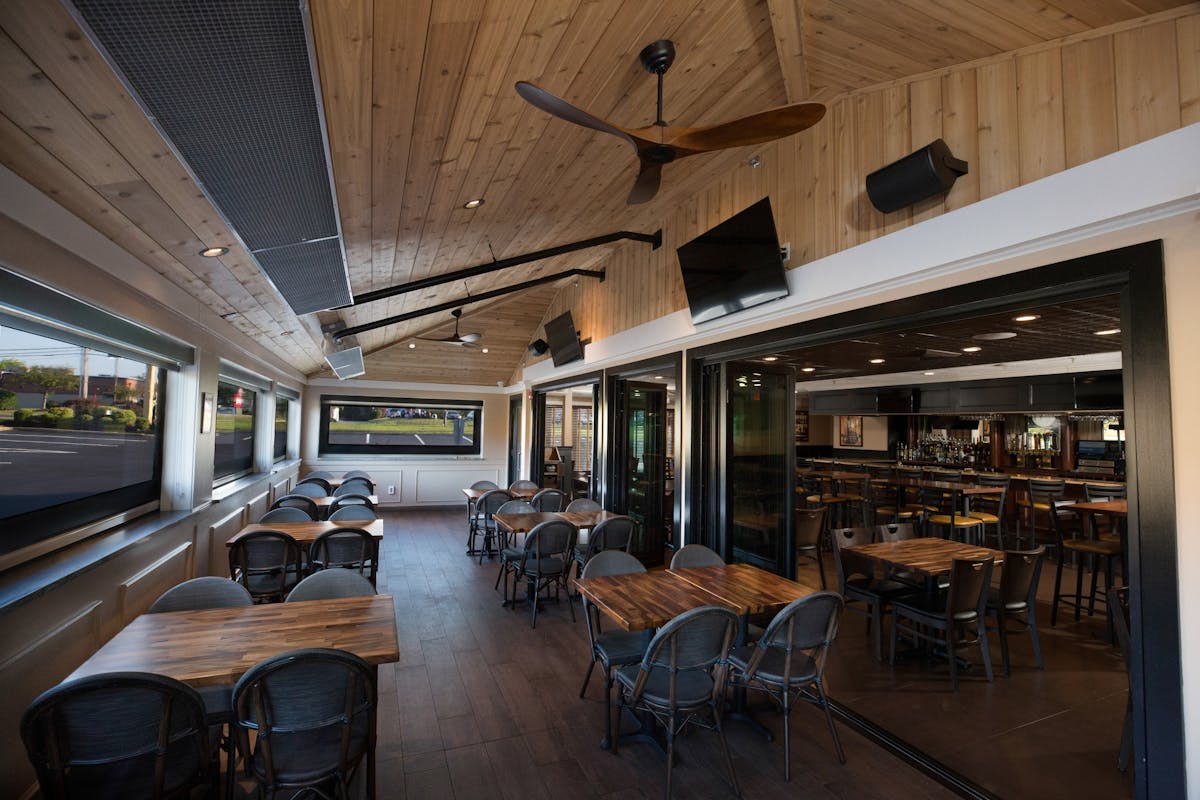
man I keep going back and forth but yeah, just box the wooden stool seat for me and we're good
[1062,539,1122,557]
[873,506,917,519]
[966,511,1001,524]
[926,513,984,528]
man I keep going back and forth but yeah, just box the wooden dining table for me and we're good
[844,537,1004,586]
[228,518,383,548]
[462,486,537,502]
[66,594,400,688]
[493,509,618,547]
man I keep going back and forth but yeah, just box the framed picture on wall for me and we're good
[795,410,809,443]
[839,415,863,447]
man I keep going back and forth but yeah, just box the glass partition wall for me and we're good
[686,242,1179,800]
[531,375,600,500]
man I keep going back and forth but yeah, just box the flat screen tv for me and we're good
[544,310,584,367]
[676,197,789,324]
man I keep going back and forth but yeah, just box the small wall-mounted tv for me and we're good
[544,310,584,367]
[676,197,789,325]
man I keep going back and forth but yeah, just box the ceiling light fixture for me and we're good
[973,331,1017,340]
[408,343,416,349]
[869,358,885,364]
[763,356,778,362]
[923,371,936,376]
[962,346,982,353]
[1013,314,1040,322]
[463,198,485,209]
[481,348,489,353]
[801,367,815,373]
[1095,328,1121,336]
[199,246,228,257]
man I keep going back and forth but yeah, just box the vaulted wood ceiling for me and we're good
[0,0,1187,383]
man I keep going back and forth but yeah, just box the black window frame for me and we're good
[318,395,483,456]
[213,377,259,482]
[273,395,289,462]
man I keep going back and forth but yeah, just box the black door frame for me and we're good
[530,370,603,498]
[507,394,523,486]
[686,240,1179,799]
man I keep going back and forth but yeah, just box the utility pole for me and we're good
[79,348,89,398]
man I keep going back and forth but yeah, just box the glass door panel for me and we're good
[613,380,667,566]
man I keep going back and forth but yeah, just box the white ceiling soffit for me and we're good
[67,0,352,316]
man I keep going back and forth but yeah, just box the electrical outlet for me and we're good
[387,485,396,495]
[780,242,791,263]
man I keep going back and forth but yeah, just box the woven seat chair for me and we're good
[466,480,500,547]
[471,489,513,561]
[531,487,568,512]
[232,648,378,800]
[229,529,304,603]
[578,551,651,747]
[260,506,313,523]
[727,591,846,780]
[286,569,378,601]
[504,518,577,627]
[572,514,636,582]
[306,470,336,480]
[22,672,218,800]
[566,497,602,513]
[612,605,742,799]
[269,494,319,520]
[290,481,330,498]
[342,469,373,481]
[329,504,378,522]
[508,479,540,492]
[309,526,379,585]
[335,477,374,496]
[493,499,536,590]
[669,543,723,569]
[328,493,376,517]
[296,475,333,494]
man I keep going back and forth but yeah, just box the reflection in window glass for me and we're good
[571,404,593,465]
[319,396,482,455]
[0,325,164,550]
[545,404,564,447]
[274,397,289,461]
[215,379,257,479]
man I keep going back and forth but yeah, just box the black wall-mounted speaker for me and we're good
[527,338,548,356]
[865,139,968,213]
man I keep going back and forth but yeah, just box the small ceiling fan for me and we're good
[414,309,481,347]
[516,39,826,205]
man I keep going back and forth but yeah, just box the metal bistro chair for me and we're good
[466,480,500,548]
[329,504,378,522]
[22,672,218,800]
[269,494,319,520]
[342,469,373,481]
[336,478,375,496]
[306,470,336,480]
[669,543,724,569]
[508,479,540,493]
[612,605,742,800]
[794,506,828,589]
[890,555,995,690]
[566,497,603,513]
[229,529,304,603]
[290,481,331,498]
[987,547,1046,676]
[232,648,378,800]
[578,551,651,748]
[286,569,378,602]
[471,489,513,561]
[573,514,636,583]
[532,487,568,512]
[727,592,846,780]
[506,518,578,628]
[493,499,537,591]
[328,493,376,517]
[260,506,313,524]
[309,526,380,586]
[296,476,333,494]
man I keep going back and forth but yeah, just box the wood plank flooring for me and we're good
[370,508,957,800]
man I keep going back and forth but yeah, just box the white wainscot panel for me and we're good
[414,467,500,504]
[118,541,193,624]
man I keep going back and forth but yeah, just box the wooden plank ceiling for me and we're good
[0,0,1186,382]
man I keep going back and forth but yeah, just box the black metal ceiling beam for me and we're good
[350,228,660,306]
[332,267,605,342]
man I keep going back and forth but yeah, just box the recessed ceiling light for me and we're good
[869,358,885,364]
[763,356,778,362]
[801,367,815,373]
[973,332,1017,340]
[1095,328,1121,336]
[481,347,489,353]
[199,246,228,257]
[962,346,982,352]
[654,375,663,379]
[1013,314,1040,322]
[923,371,936,376]
[408,343,416,349]
[463,198,485,209]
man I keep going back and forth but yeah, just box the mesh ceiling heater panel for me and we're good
[70,0,352,315]
[325,346,365,380]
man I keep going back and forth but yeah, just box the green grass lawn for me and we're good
[215,414,255,433]
[330,417,475,435]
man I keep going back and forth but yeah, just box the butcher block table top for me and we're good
[228,519,383,547]
[844,538,1004,577]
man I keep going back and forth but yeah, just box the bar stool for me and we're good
[1049,501,1122,627]
[1016,478,1066,549]
[967,474,1011,549]
[924,486,985,544]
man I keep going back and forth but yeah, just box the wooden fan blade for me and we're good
[516,82,656,150]
[627,161,662,205]
[669,102,826,153]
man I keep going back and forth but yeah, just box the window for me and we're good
[544,404,563,447]
[273,396,289,461]
[214,379,257,480]
[571,404,593,464]
[0,289,180,560]
[318,396,482,455]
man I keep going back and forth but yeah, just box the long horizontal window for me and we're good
[0,325,166,558]
[319,395,482,456]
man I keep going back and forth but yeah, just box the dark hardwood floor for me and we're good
[368,508,958,800]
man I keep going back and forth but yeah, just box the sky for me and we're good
[1,325,145,379]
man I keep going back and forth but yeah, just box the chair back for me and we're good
[342,469,372,481]
[998,547,1045,609]
[496,499,535,515]
[286,569,377,601]
[973,473,1010,513]
[306,470,336,480]
[669,543,723,569]
[328,493,376,516]
[229,530,303,603]
[470,480,499,491]
[1028,478,1066,502]
[1085,482,1126,502]
[477,489,513,518]
[581,549,646,580]
[290,482,329,498]
[744,591,844,685]
[828,527,875,591]
[269,494,319,519]
[586,515,636,558]
[335,478,374,496]
[508,479,540,492]
[329,505,378,522]
[875,522,916,542]
[946,556,994,622]
[22,672,213,800]
[296,476,333,494]
[260,506,312,523]
[629,606,740,709]
[566,498,602,513]
[531,488,568,512]
[232,648,376,794]
[795,507,827,549]
[309,527,379,583]
[524,519,577,562]
[149,576,252,613]
[1048,499,1082,546]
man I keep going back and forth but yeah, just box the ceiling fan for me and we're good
[414,309,481,347]
[516,39,826,205]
